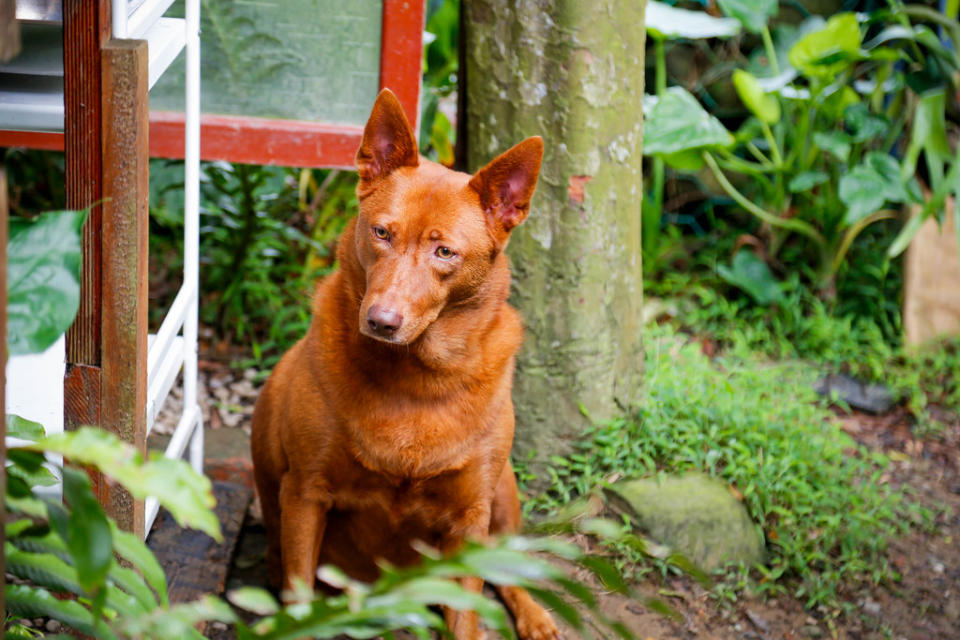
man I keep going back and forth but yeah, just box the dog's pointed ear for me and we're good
[469,137,543,240]
[356,89,419,183]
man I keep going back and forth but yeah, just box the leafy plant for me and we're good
[420,0,460,165]
[643,1,742,270]
[197,162,331,367]
[6,209,86,355]
[644,5,959,290]
[5,425,226,639]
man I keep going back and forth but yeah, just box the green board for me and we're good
[151,0,383,125]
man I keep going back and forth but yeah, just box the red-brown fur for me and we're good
[251,89,558,639]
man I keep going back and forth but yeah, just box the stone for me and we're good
[814,373,896,414]
[604,472,765,572]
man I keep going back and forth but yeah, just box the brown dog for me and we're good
[250,88,558,639]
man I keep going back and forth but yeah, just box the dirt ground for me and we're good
[194,359,959,640]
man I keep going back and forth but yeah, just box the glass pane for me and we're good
[151,0,383,126]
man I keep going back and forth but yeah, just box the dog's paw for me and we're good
[515,608,561,640]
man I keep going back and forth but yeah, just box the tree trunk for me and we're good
[463,0,646,461]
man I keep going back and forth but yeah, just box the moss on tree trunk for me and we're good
[463,0,646,460]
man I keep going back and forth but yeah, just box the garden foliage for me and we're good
[529,325,933,608]
[643,1,959,291]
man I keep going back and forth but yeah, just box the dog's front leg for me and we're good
[441,503,491,640]
[279,473,331,599]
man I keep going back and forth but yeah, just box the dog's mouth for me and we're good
[359,322,409,345]
[358,306,429,346]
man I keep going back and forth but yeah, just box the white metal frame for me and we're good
[109,0,204,535]
[3,0,203,538]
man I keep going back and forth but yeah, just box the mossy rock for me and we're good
[604,473,765,572]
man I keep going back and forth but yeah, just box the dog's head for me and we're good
[352,89,542,346]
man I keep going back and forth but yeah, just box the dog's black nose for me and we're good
[367,305,403,337]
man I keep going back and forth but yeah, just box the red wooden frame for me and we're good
[0,0,425,168]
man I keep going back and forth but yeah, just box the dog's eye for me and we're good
[372,226,389,240]
[435,246,455,259]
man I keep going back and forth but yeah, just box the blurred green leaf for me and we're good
[789,13,862,77]
[717,0,778,33]
[643,88,735,157]
[228,586,281,616]
[7,209,86,356]
[732,69,781,124]
[646,1,741,39]
[109,521,169,608]
[913,90,952,161]
[368,577,509,632]
[821,86,860,120]
[7,448,58,488]
[813,131,852,163]
[844,105,887,143]
[6,414,45,440]
[789,171,829,193]
[717,250,783,305]
[840,152,907,224]
[5,584,104,638]
[60,468,113,593]
[18,428,221,541]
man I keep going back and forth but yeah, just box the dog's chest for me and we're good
[347,396,496,478]
[331,471,472,543]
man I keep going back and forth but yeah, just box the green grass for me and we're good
[646,273,960,417]
[526,325,934,609]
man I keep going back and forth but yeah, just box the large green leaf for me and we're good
[18,428,221,541]
[60,467,113,593]
[717,0,777,33]
[7,209,87,356]
[646,1,741,40]
[643,88,734,158]
[717,250,784,305]
[788,13,863,77]
[732,70,781,124]
[839,152,908,224]
[6,414,45,440]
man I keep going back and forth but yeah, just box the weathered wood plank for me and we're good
[0,0,19,63]
[148,482,253,618]
[99,37,150,536]
[1,165,9,617]
[63,0,110,368]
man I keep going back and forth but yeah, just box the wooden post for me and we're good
[63,0,109,461]
[99,38,150,537]
[1,166,9,619]
[63,0,149,536]
[0,0,19,63]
